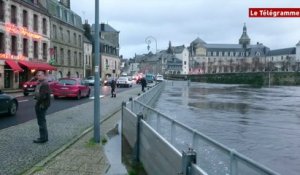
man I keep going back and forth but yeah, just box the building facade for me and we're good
[83,36,92,77]
[91,23,121,80]
[41,0,84,79]
[189,24,270,74]
[0,0,55,89]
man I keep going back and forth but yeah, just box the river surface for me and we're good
[154,81,300,175]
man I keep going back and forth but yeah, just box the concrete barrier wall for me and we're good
[139,121,182,175]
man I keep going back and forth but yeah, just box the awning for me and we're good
[5,60,23,72]
[18,60,57,71]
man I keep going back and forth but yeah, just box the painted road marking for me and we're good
[89,95,104,100]
[18,100,29,103]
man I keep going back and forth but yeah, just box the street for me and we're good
[0,84,139,130]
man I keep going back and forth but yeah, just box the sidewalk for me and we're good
[0,86,141,175]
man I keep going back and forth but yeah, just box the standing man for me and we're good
[110,78,116,98]
[141,77,147,92]
[33,71,51,143]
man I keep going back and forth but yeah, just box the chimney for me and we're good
[59,0,70,9]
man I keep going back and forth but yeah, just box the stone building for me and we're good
[83,36,92,77]
[0,0,55,89]
[91,23,121,80]
[40,0,84,79]
[189,24,270,74]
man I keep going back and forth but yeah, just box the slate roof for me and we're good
[267,47,296,56]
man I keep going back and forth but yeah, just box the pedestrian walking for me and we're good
[111,78,116,98]
[33,71,51,143]
[141,77,147,92]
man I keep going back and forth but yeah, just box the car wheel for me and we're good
[8,100,18,116]
[86,90,90,97]
[23,92,29,96]
[77,91,81,100]
[54,95,58,99]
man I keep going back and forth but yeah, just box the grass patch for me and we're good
[101,137,107,145]
[32,166,44,173]
[85,138,98,148]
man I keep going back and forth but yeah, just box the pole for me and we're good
[94,0,100,143]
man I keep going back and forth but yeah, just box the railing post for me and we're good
[121,101,126,136]
[230,149,237,175]
[135,112,143,163]
[171,120,176,145]
[129,97,133,111]
[181,148,197,175]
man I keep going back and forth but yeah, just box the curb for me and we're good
[22,106,122,175]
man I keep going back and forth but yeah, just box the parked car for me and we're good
[0,90,18,116]
[84,76,102,86]
[22,77,38,96]
[156,75,164,82]
[52,78,91,100]
[116,77,133,88]
[145,73,155,83]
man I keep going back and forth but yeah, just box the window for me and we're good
[235,52,239,57]
[67,30,70,43]
[184,61,186,65]
[23,38,28,56]
[11,5,17,24]
[53,25,57,39]
[42,18,47,35]
[78,35,81,47]
[11,36,17,55]
[79,52,82,66]
[60,48,64,64]
[60,27,63,41]
[67,50,71,65]
[23,10,28,27]
[85,55,87,65]
[54,46,57,63]
[0,0,4,22]
[33,41,38,58]
[213,52,217,56]
[0,32,4,53]
[33,14,38,32]
[73,33,77,45]
[64,10,68,21]
[74,51,77,66]
[42,43,47,60]
[219,52,222,57]
[207,52,211,56]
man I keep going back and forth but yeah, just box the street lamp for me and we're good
[145,36,157,54]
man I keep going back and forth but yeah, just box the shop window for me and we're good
[0,0,4,22]
[43,43,47,60]
[42,18,47,35]
[33,41,38,58]
[23,38,28,56]
[0,32,4,53]
[11,36,17,55]
[15,73,18,83]
[23,10,28,27]
[11,5,17,24]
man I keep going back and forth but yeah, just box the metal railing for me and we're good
[129,81,280,175]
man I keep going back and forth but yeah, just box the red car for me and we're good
[52,78,91,100]
[22,77,38,96]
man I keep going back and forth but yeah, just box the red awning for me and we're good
[5,60,23,72]
[18,60,57,71]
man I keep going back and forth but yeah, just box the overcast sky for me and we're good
[71,0,300,58]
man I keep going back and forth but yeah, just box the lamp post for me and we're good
[93,0,100,143]
[145,36,157,53]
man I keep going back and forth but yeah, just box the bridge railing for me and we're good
[123,81,279,175]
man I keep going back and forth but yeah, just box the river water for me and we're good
[154,81,300,175]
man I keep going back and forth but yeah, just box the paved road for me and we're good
[0,84,140,130]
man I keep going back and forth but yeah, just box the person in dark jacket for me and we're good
[33,71,51,143]
[110,78,116,98]
[141,77,147,92]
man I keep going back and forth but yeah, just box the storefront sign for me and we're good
[5,23,42,40]
[0,53,26,60]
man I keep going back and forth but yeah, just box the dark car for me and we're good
[0,90,18,116]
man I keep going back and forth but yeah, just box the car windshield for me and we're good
[58,79,77,85]
[87,76,94,80]
[118,77,127,80]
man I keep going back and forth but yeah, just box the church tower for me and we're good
[239,23,251,49]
